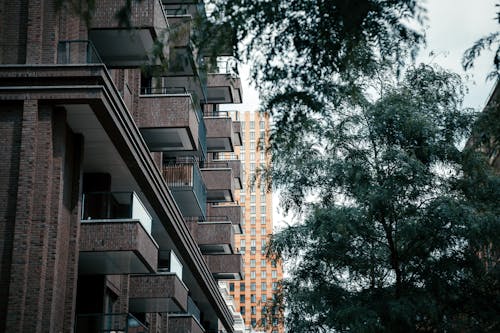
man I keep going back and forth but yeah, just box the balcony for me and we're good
[204,111,235,152]
[128,273,188,313]
[162,158,207,219]
[88,0,168,67]
[232,121,242,146]
[206,58,242,104]
[79,192,158,275]
[75,313,148,333]
[138,89,206,157]
[204,254,244,280]
[168,314,204,333]
[186,218,235,254]
[206,159,243,190]
[200,164,234,203]
[206,204,243,234]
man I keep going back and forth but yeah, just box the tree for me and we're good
[208,0,425,135]
[266,64,500,332]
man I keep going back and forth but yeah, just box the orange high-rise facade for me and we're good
[220,111,284,333]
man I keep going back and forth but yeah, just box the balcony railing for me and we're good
[140,86,188,95]
[75,313,148,333]
[207,57,238,75]
[57,40,103,64]
[204,110,230,118]
[157,250,184,280]
[187,296,201,323]
[162,158,207,218]
[81,192,152,234]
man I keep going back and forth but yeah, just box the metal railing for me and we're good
[75,313,148,333]
[81,192,152,234]
[203,110,230,118]
[162,158,207,217]
[205,57,238,75]
[57,40,103,64]
[205,215,230,222]
[140,86,187,95]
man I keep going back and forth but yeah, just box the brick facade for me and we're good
[0,0,244,332]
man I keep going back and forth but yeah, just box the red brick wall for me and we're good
[1,102,83,332]
[0,102,23,331]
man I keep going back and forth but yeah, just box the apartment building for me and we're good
[218,111,284,333]
[0,1,245,332]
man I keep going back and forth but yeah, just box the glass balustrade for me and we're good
[81,192,152,234]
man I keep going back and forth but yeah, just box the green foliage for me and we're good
[268,65,500,332]
[208,0,425,129]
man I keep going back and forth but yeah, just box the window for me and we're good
[251,195,256,203]
[250,271,256,279]
[271,260,277,268]
[261,228,267,236]
[250,260,256,268]
[272,282,278,290]
[251,228,256,236]
[250,142,256,149]
[260,121,265,130]
[251,318,256,327]
[261,317,267,326]
[251,294,256,303]
[260,194,266,202]
[250,206,256,214]
[261,239,267,248]
[260,151,266,161]
[240,295,245,303]
[250,216,256,225]
[250,121,255,130]
[229,283,234,292]
[261,205,266,213]
[240,239,246,247]
[240,152,245,160]
[250,132,255,141]
[250,152,256,160]
[251,239,256,247]
[272,270,277,278]
[240,283,245,291]
[250,163,256,171]
[261,282,267,291]
[240,195,245,203]
[241,121,246,130]
[261,259,266,267]
[261,216,266,225]
[251,306,257,315]
[240,247,245,254]
[261,271,267,278]
[240,306,245,315]
[251,283,256,291]
[261,294,267,302]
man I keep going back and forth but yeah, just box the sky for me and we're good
[220,0,499,228]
